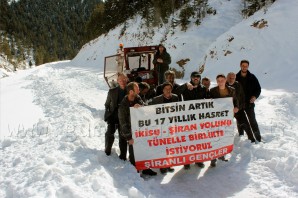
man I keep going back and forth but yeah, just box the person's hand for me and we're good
[133,104,142,108]
[233,107,239,113]
[250,96,256,103]
[128,139,134,145]
[186,83,194,90]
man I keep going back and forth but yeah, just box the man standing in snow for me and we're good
[236,60,262,142]
[227,72,256,142]
[104,73,128,160]
[153,44,171,85]
[209,74,239,167]
[118,82,157,176]
[149,82,179,174]
[175,71,208,169]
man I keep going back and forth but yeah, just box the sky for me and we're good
[1,0,298,197]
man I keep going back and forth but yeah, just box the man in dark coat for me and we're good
[176,71,208,169]
[138,82,151,104]
[150,82,179,174]
[209,74,239,167]
[176,71,208,102]
[153,44,171,85]
[118,82,157,176]
[236,60,262,142]
[202,77,211,98]
[155,70,180,96]
[104,73,128,159]
[227,72,256,142]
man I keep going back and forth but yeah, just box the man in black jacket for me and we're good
[202,77,211,98]
[176,71,208,169]
[236,60,262,142]
[209,74,239,167]
[150,82,179,174]
[153,44,171,85]
[118,82,157,176]
[104,73,128,159]
[155,70,180,96]
[227,72,256,142]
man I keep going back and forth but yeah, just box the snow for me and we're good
[1,0,298,197]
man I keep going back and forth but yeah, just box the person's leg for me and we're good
[236,110,256,142]
[195,162,205,168]
[105,123,116,155]
[245,105,261,141]
[210,159,217,167]
[236,120,244,136]
[128,144,135,166]
[118,129,128,160]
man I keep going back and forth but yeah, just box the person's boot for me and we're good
[210,160,217,167]
[167,167,175,173]
[195,162,205,168]
[105,136,115,156]
[218,156,228,162]
[184,164,191,170]
[142,169,157,176]
[118,136,128,160]
[160,168,167,174]
[256,134,262,142]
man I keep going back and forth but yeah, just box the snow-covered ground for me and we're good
[1,0,298,197]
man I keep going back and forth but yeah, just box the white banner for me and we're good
[130,98,235,170]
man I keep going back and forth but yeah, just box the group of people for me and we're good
[104,44,262,176]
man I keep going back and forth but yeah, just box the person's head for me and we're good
[158,44,166,53]
[227,72,236,85]
[216,74,227,89]
[164,70,175,85]
[202,77,211,89]
[135,76,143,83]
[117,72,128,89]
[126,82,139,100]
[119,43,124,49]
[190,71,201,86]
[139,82,150,96]
[240,60,249,74]
[161,82,173,98]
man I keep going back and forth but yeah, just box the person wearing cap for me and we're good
[116,43,124,72]
[150,82,179,174]
[209,74,239,167]
[226,72,256,142]
[175,71,208,169]
[153,44,172,85]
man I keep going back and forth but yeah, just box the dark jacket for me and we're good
[226,81,245,110]
[153,50,171,75]
[209,85,239,108]
[104,86,126,123]
[150,94,179,105]
[176,82,208,101]
[155,82,180,96]
[236,70,261,105]
[118,95,144,141]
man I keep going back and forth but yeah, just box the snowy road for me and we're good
[1,63,297,197]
